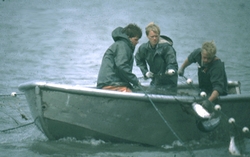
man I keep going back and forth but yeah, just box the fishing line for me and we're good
[0,121,35,132]
[0,92,24,97]
[0,110,20,125]
[180,75,249,154]
[229,121,245,155]
[0,92,29,120]
[181,75,249,129]
[139,86,195,157]
[182,76,199,92]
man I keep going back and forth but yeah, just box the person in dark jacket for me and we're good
[97,24,142,92]
[178,41,228,110]
[135,22,178,94]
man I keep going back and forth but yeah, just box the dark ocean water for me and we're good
[1,0,250,156]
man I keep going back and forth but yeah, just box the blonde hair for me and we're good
[145,22,160,36]
[202,41,217,57]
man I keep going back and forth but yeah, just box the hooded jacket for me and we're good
[97,27,139,89]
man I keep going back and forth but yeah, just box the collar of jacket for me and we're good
[147,41,159,50]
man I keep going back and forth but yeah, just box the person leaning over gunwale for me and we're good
[178,41,228,112]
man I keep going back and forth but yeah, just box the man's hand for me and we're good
[201,100,213,113]
[178,68,185,76]
[145,71,154,78]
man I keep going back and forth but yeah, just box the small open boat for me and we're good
[18,81,250,147]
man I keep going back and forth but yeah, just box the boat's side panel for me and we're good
[218,97,250,139]
[23,87,56,140]
[19,81,250,146]
[40,89,208,146]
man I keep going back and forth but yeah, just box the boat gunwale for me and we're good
[18,81,249,103]
[18,81,198,103]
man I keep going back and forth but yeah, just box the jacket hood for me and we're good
[159,35,173,46]
[112,27,134,50]
[112,27,130,42]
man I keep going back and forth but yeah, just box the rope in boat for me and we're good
[139,86,195,157]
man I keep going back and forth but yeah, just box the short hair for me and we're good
[145,22,160,36]
[123,23,142,38]
[202,41,217,57]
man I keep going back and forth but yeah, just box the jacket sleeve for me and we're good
[163,45,178,71]
[135,46,148,76]
[210,61,227,95]
[114,43,139,86]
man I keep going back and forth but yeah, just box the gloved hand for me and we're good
[165,69,175,75]
[145,71,154,78]
[178,68,185,76]
[201,100,213,113]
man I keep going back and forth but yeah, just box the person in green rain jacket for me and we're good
[135,22,178,94]
[97,24,142,92]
